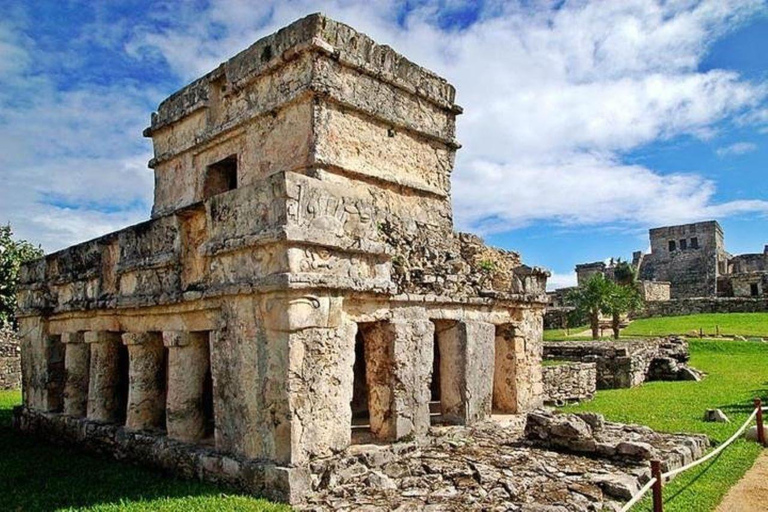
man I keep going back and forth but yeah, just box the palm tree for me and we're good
[567,274,613,340]
[605,283,642,339]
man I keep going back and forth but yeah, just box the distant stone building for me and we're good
[635,221,766,299]
[13,14,549,504]
[566,220,767,300]
[575,261,616,287]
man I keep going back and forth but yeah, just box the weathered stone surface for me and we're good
[13,13,551,504]
[85,331,123,423]
[123,332,165,430]
[525,410,707,467]
[544,337,699,390]
[542,362,596,405]
[62,332,89,417]
[302,416,709,510]
[677,367,702,381]
[0,326,21,390]
[437,320,495,424]
[745,426,768,442]
[704,409,730,423]
[164,331,209,442]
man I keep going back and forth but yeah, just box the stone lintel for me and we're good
[84,331,122,344]
[61,332,85,344]
[260,294,343,332]
[163,331,208,348]
[122,332,162,346]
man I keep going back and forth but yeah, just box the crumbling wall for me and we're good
[542,362,596,404]
[543,337,690,389]
[638,281,671,301]
[636,297,768,318]
[0,327,21,389]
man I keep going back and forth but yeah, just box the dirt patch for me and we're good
[716,450,768,512]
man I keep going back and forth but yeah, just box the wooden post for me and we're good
[716,325,720,337]
[755,398,766,447]
[651,459,663,512]
[699,327,703,338]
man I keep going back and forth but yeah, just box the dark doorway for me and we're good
[116,343,130,424]
[46,336,65,413]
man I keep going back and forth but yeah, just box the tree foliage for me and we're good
[567,274,613,340]
[0,225,44,327]
[613,259,637,286]
[567,272,642,340]
[605,282,642,339]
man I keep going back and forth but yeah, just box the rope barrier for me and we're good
[618,399,766,512]
[619,477,658,512]
[661,407,758,480]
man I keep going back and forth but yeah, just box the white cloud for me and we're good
[547,272,578,291]
[716,141,759,156]
[2,0,768,253]
[0,19,157,251]
[128,0,768,235]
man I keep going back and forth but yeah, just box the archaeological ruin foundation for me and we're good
[13,14,550,503]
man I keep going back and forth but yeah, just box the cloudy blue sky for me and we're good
[1,0,766,289]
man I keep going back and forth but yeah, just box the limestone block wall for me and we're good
[638,221,726,299]
[0,327,21,389]
[636,297,768,318]
[543,338,688,389]
[542,362,596,404]
[731,272,767,298]
[638,281,671,302]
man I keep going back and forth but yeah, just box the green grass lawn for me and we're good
[543,325,590,341]
[0,391,287,511]
[564,339,768,511]
[623,313,768,338]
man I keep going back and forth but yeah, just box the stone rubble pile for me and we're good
[525,410,709,470]
[301,412,709,511]
[543,336,703,394]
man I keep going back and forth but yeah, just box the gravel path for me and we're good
[716,450,768,511]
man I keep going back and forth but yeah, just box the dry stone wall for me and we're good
[543,337,691,389]
[542,362,596,405]
[637,297,768,319]
[0,327,21,389]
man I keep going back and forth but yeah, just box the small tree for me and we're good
[613,259,637,286]
[605,283,642,339]
[0,225,44,327]
[567,274,613,340]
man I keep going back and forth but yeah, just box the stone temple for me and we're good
[13,14,548,503]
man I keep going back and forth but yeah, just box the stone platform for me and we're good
[301,411,709,511]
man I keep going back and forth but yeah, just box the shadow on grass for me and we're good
[717,386,768,418]
[662,449,725,507]
[0,398,280,511]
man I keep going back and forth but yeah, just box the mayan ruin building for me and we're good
[13,14,550,503]
[563,221,768,301]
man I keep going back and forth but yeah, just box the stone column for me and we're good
[122,332,165,430]
[163,331,209,442]
[513,309,544,412]
[85,331,122,422]
[362,319,434,441]
[44,334,66,412]
[493,324,522,413]
[437,320,495,425]
[62,332,89,417]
